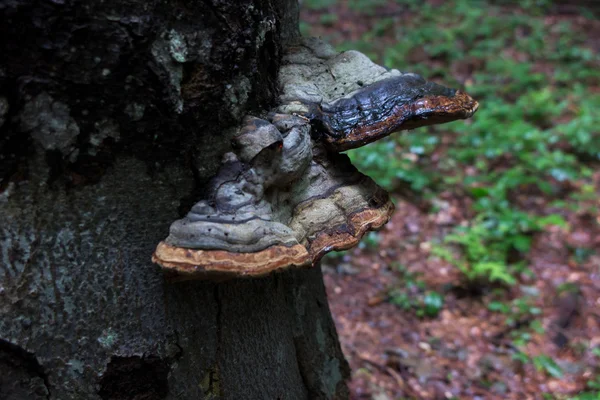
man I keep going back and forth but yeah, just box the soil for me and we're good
[323,186,599,399]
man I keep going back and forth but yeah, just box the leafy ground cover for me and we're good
[301,0,600,398]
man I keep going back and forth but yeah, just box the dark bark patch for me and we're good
[0,338,50,400]
[98,356,170,400]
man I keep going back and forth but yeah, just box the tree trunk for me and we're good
[0,1,350,399]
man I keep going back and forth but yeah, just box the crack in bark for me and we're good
[292,336,312,397]
[212,285,224,398]
[200,0,237,32]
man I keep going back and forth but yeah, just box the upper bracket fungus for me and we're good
[152,38,478,281]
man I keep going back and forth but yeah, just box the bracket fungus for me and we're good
[152,38,478,281]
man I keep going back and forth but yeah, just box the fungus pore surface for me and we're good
[152,38,478,281]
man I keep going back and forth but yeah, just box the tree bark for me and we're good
[0,1,350,399]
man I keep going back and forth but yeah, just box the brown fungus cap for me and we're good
[152,113,394,281]
[277,38,478,152]
[152,38,477,281]
[314,78,479,152]
[152,242,310,282]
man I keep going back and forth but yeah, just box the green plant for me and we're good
[319,13,338,26]
[571,377,600,399]
[303,0,337,10]
[358,231,381,250]
[347,0,388,14]
[421,291,444,317]
[347,139,435,192]
[487,295,546,352]
[388,264,444,318]
[532,355,563,378]
[569,392,600,400]
[431,209,567,288]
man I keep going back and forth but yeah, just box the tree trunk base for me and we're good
[1,157,349,399]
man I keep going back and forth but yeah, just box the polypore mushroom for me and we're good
[153,113,394,281]
[152,38,478,281]
[305,75,478,152]
[276,38,478,152]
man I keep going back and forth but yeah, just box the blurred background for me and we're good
[299,1,600,399]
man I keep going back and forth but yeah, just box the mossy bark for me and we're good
[0,1,350,398]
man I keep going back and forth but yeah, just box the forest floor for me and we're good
[300,1,600,399]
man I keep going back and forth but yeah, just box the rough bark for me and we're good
[0,0,350,399]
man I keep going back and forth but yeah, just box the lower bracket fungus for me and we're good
[152,38,478,281]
